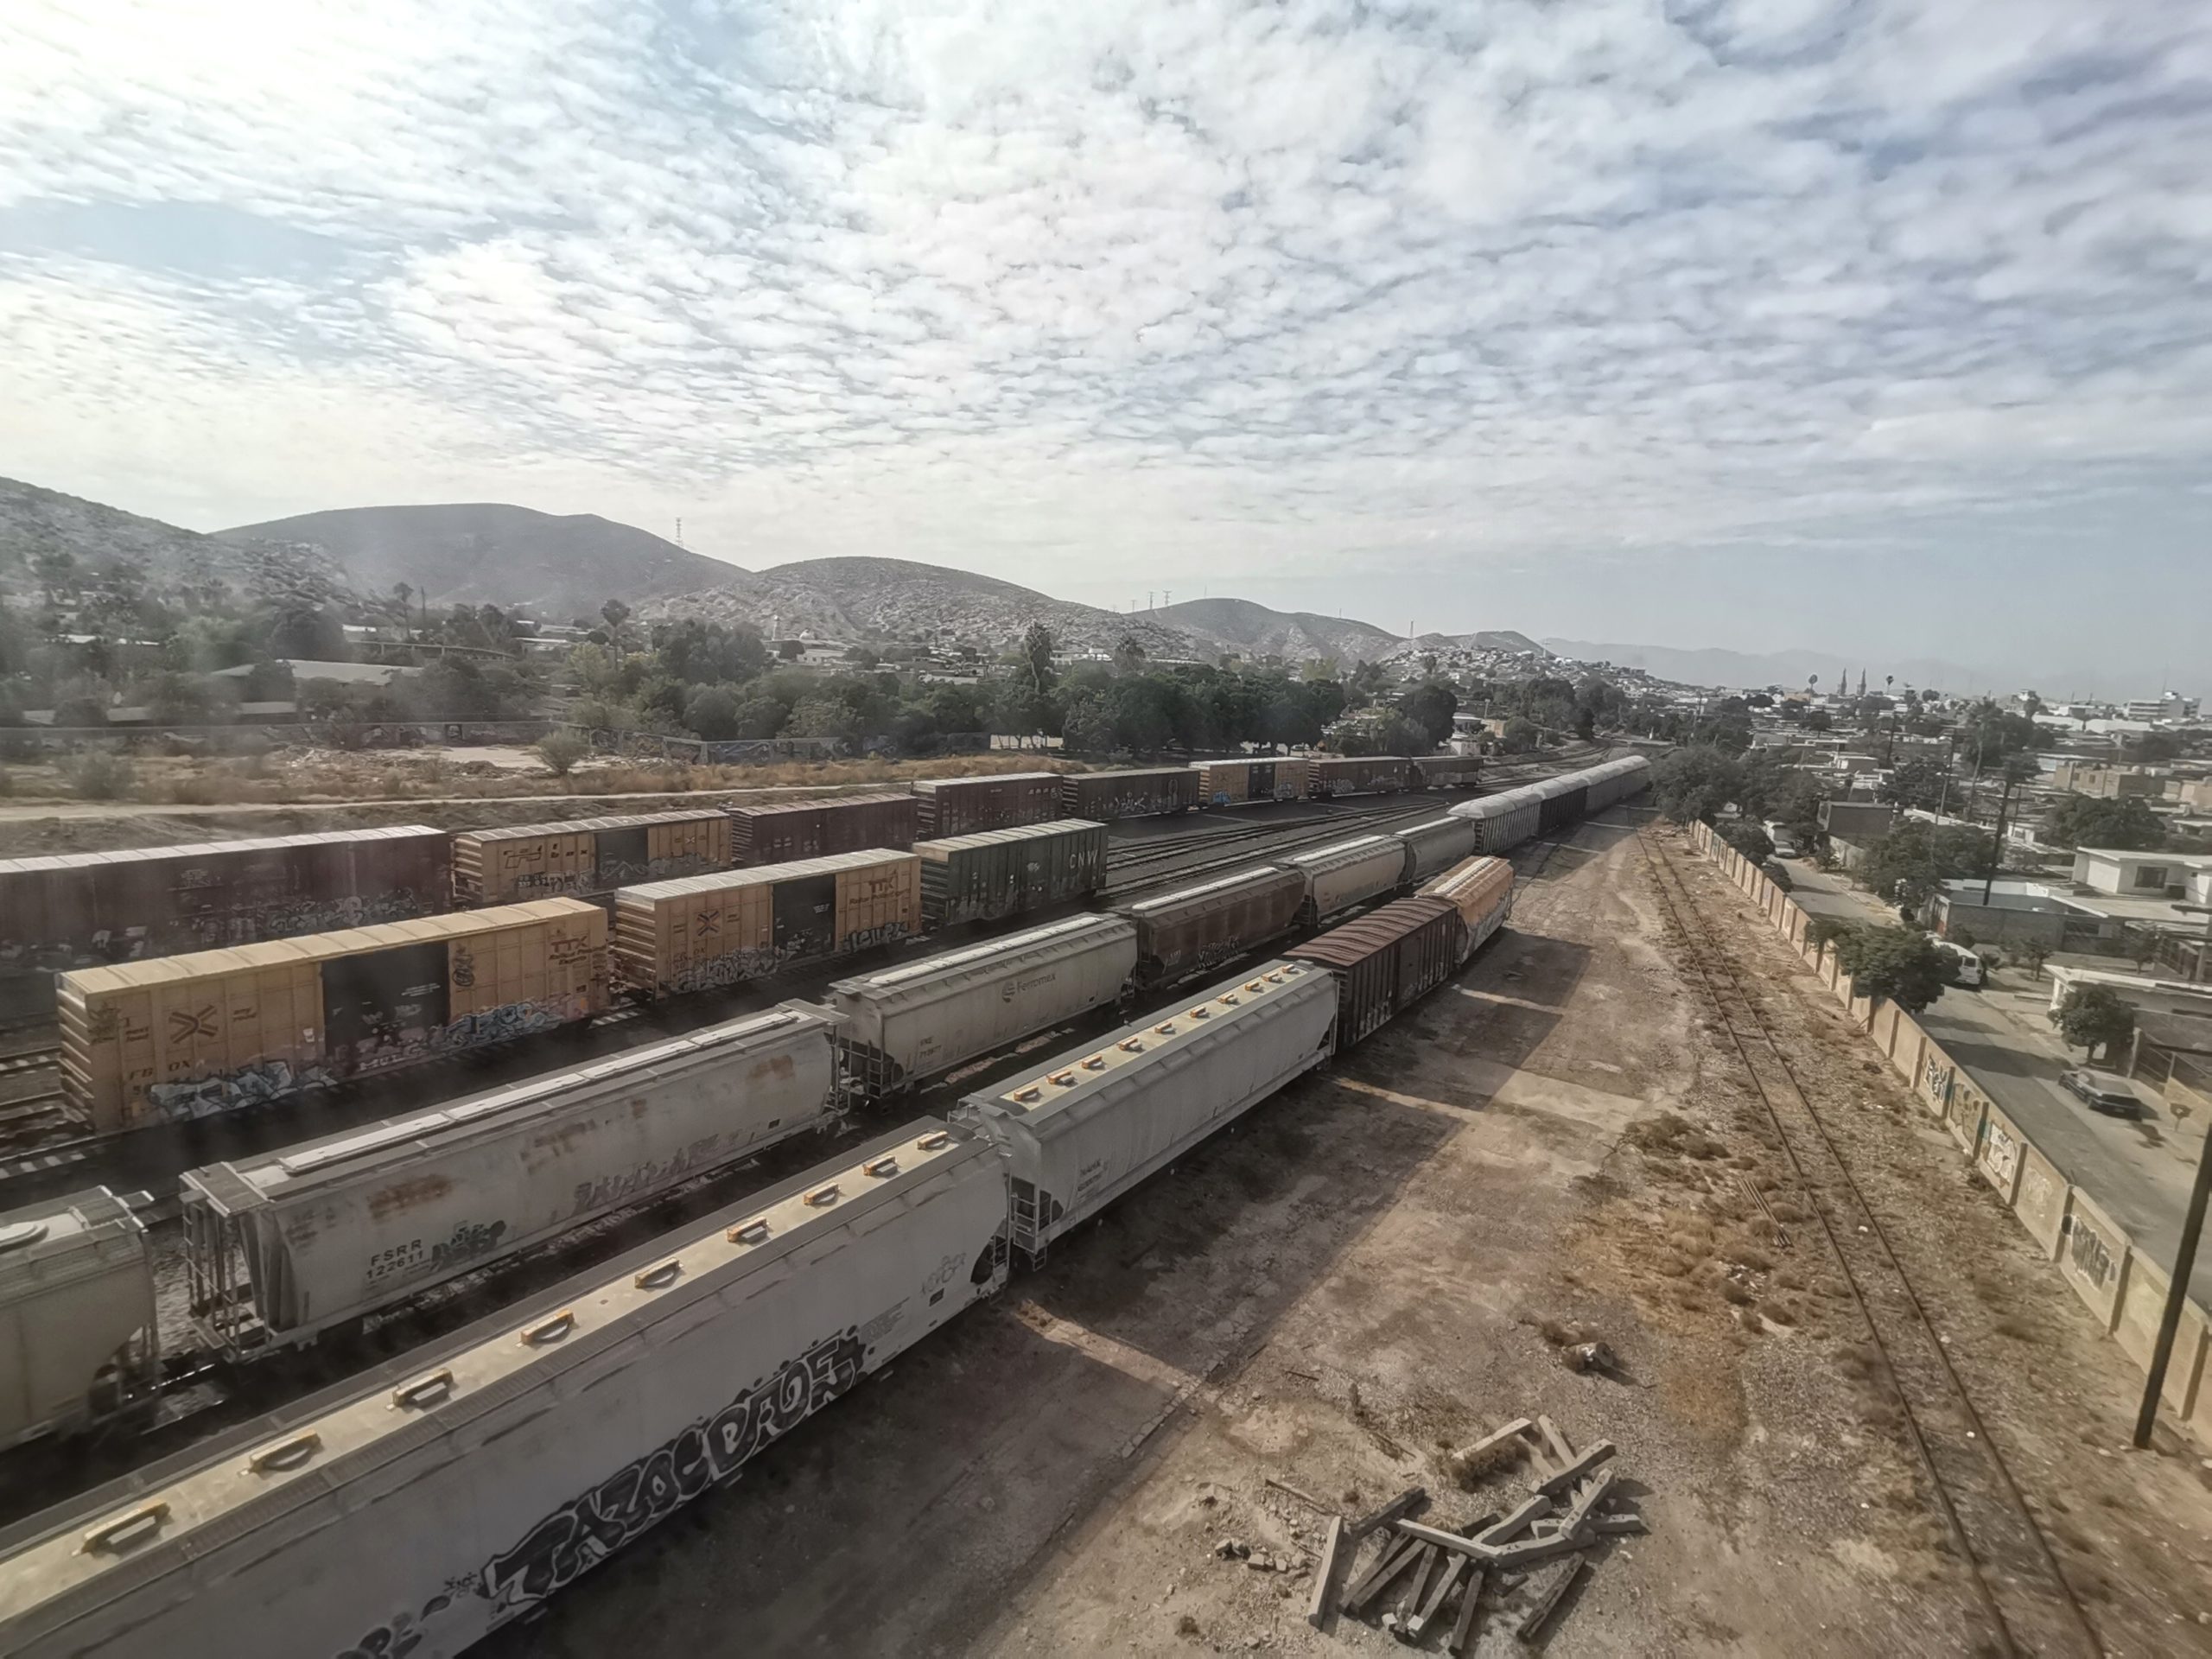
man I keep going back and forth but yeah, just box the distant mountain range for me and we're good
[0,476,348,608]
[217,504,736,619]
[16,476,1983,689]
[1541,639,1997,696]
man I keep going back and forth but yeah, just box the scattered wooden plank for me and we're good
[1533,1440,1618,1498]
[1479,1525,1599,1570]
[1304,1516,1345,1631]
[1450,1415,1533,1464]
[1518,1556,1586,1640]
[1402,1543,1440,1617]
[1474,1492,1554,1545]
[1535,1413,1575,1465]
[1558,1471,1617,1533]
[1406,1552,1467,1638]
[1391,1520,1492,1561]
[1341,1534,1426,1613]
[1448,1561,1488,1656]
[1265,1477,1334,1517]
[1590,1511,1647,1536]
[1348,1486,1427,1540]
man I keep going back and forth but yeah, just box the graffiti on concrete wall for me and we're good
[2069,1215,2118,1291]
[1981,1119,2019,1187]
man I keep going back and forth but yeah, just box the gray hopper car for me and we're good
[0,1124,1009,1659]
[180,1003,844,1352]
[1392,816,1481,887]
[0,1189,156,1452]
[1276,834,1407,925]
[954,959,1337,1265]
[826,915,1138,1102]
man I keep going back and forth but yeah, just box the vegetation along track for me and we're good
[1637,828,2099,1659]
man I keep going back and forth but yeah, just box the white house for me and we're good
[2069,848,2212,899]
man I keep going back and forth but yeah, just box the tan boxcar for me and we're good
[726,793,917,866]
[452,811,731,905]
[1191,756,1311,806]
[912,772,1063,837]
[57,900,608,1135]
[613,849,922,996]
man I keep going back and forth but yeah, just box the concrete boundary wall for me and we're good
[1681,821,2209,1446]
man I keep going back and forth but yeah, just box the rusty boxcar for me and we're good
[0,828,451,1019]
[452,811,730,905]
[911,772,1065,838]
[1306,755,1410,799]
[1284,895,1465,1048]
[726,792,917,867]
[1190,756,1310,806]
[1060,767,1199,822]
[1116,865,1308,988]
[1418,855,1516,963]
[1412,753,1484,791]
[612,849,923,997]
[56,900,609,1135]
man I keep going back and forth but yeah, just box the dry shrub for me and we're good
[1716,1275,1755,1306]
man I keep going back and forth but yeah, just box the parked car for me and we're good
[2061,1069,2146,1118]
[1935,939,1984,988]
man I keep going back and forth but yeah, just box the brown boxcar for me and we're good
[727,793,917,866]
[0,828,452,1017]
[613,849,922,996]
[1115,864,1307,988]
[57,899,608,1135]
[1284,894,1463,1048]
[1306,755,1410,799]
[1190,756,1311,806]
[1060,767,1199,822]
[912,772,1065,837]
[917,820,1109,927]
[452,810,730,905]
[1413,753,1484,791]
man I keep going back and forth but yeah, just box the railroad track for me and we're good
[0,1046,60,1079]
[1636,829,2098,1659]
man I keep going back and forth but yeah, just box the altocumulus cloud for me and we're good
[1,0,2209,598]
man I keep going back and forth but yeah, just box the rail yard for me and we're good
[4,749,2210,1658]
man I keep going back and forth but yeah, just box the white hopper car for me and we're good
[0,1124,1009,1659]
[179,1003,844,1352]
[0,1189,156,1451]
[954,959,1338,1266]
[1277,835,1408,926]
[1449,753,1649,852]
[825,913,1139,1102]
[1392,816,1481,886]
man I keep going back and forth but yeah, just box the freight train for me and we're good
[0,753,1648,1470]
[0,858,1548,1659]
[0,760,1499,1021]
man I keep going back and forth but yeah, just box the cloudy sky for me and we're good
[2,0,2207,689]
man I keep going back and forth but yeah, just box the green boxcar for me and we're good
[917,820,1109,926]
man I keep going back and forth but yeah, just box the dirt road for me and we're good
[478,817,2212,1657]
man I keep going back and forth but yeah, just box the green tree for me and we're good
[1111,634,1147,675]
[731,696,791,739]
[1719,823,1774,863]
[2044,794,2166,851]
[1650,747,1743,824]
[2051,985,2135,1063]
[1881,753,1953,811]
[2131,732,2183,764]
[683,683,744,740]
[1020,621,1056,696]
[1834,925,1948,1012]
[1859,821,1993,911]
[536,729,592,777]
[601,598,632,634]
[1399,679,1459,748]
[1498,716,1539,754]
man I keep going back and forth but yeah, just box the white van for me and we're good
[1936,939,1984,988]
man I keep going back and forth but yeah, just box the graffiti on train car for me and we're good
[151,1058,334,1121]
[346,1329,868,1651]
[344,995,585,1077]
[654,925,915,995]
[569,1135,728,1217]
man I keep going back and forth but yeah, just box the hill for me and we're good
[1154,596,1403,664]
[0,476,347,608]
[643,557,1200,658]
[215,504,741,619]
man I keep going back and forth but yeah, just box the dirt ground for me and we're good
[471,814,2212,1658]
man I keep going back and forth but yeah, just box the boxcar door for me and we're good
[594,823,652,888]
[1249,762,1274,799]
[772,870,839,963]
[322,939,450,1076]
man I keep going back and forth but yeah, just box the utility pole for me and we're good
[2138,1134,2212,1447]
[1984,770,2019,906]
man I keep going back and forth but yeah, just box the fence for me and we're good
[1685,822,2212,1447]
[570,728,993,765]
